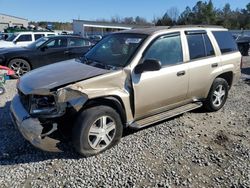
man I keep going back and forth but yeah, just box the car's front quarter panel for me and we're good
[65,69,134,122]
[0,54,6,65]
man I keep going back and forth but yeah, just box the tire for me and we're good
[8,58,31,78]
[203,78,229,112]
[0,86,5,95]
[72,105,123,157]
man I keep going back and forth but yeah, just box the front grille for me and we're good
[18,90,30,112]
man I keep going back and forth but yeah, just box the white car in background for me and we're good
[0,32,57,48]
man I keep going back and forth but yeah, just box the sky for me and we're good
[0,0,249,22]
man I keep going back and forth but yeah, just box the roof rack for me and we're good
[169,25,224,29]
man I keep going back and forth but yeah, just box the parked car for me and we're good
[0,31,57,48]
[10,26,241,156]
[0,33,5,40]
[233,34,250,56]
[0,35,92,78]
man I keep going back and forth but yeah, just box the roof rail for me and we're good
[169,25,224,29]
[132,26,170,29]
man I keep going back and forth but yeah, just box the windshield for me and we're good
[27,37,49,48]
[6,33,17,41]
[84,33,147,69]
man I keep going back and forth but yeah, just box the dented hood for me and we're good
[18,59,111,95]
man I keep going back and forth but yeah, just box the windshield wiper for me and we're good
[81,56,111,70]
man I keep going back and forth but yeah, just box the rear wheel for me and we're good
[72,105,123,157]
[203,78,229,112]
[8,58,31,78]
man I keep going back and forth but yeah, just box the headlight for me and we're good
[30,95,58,116]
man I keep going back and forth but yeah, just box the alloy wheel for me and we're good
[212,85,226,107]
[9,60,29,77]
[88,116,116,150]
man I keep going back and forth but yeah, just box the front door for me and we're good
[40,38,69,65]
[132,32,189,119]
[15,34,33,47]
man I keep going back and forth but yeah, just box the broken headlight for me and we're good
[30,95,58,116]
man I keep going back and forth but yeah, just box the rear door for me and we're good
[68,38,92,59]
[185,30,221,99]
[132,32,189,119]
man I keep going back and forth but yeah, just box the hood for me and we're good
[0,46,29,53]
[0,41,15,48]
[18,59,111,95]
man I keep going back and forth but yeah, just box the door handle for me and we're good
[211,63,218,68]
[64,50,70,54]
[177,70,186,76]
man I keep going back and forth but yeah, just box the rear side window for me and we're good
[144,33,183,67]
[187,33,215,60]
[46,38,68,48]
[16,34,32,42]
[69,38,91,47]
[212,31,238,54]
[34,34,45,40]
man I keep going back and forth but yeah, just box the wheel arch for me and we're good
[216,71,233,89]
[83,96,127,127]
[8,57,32,70]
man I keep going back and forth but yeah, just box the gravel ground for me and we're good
[0,58,250,188]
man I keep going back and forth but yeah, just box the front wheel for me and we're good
[8,58,31,78]
[72,105,123,157]
[203,78,229,112]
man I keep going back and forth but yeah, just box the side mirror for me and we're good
[13,40,17,44]
[40,46,48,51]
[134,59,161,74]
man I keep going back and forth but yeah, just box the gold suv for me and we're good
[11,26,241,156]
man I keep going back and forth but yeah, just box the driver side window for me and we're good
[16,34,32,42]
[144,33,183,67]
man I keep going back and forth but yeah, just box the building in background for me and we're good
[73,19,137,37]
[0,13,28,32]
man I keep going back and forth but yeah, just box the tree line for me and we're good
[155,1,250,29]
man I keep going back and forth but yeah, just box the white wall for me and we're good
[0,14,28,32]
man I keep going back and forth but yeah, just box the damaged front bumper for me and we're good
[10,95,61,152]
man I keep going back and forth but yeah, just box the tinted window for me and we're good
[204,34,215,56]
[69,38,91,47]
[45,38,67,48]
[187,34,206,60]
[212,31,238,54]
[34,34,45,40]
[187,33,215,60]
[144,33,183,66]
[16,34,32,42]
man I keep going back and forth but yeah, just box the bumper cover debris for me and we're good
[10,95,61,152]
